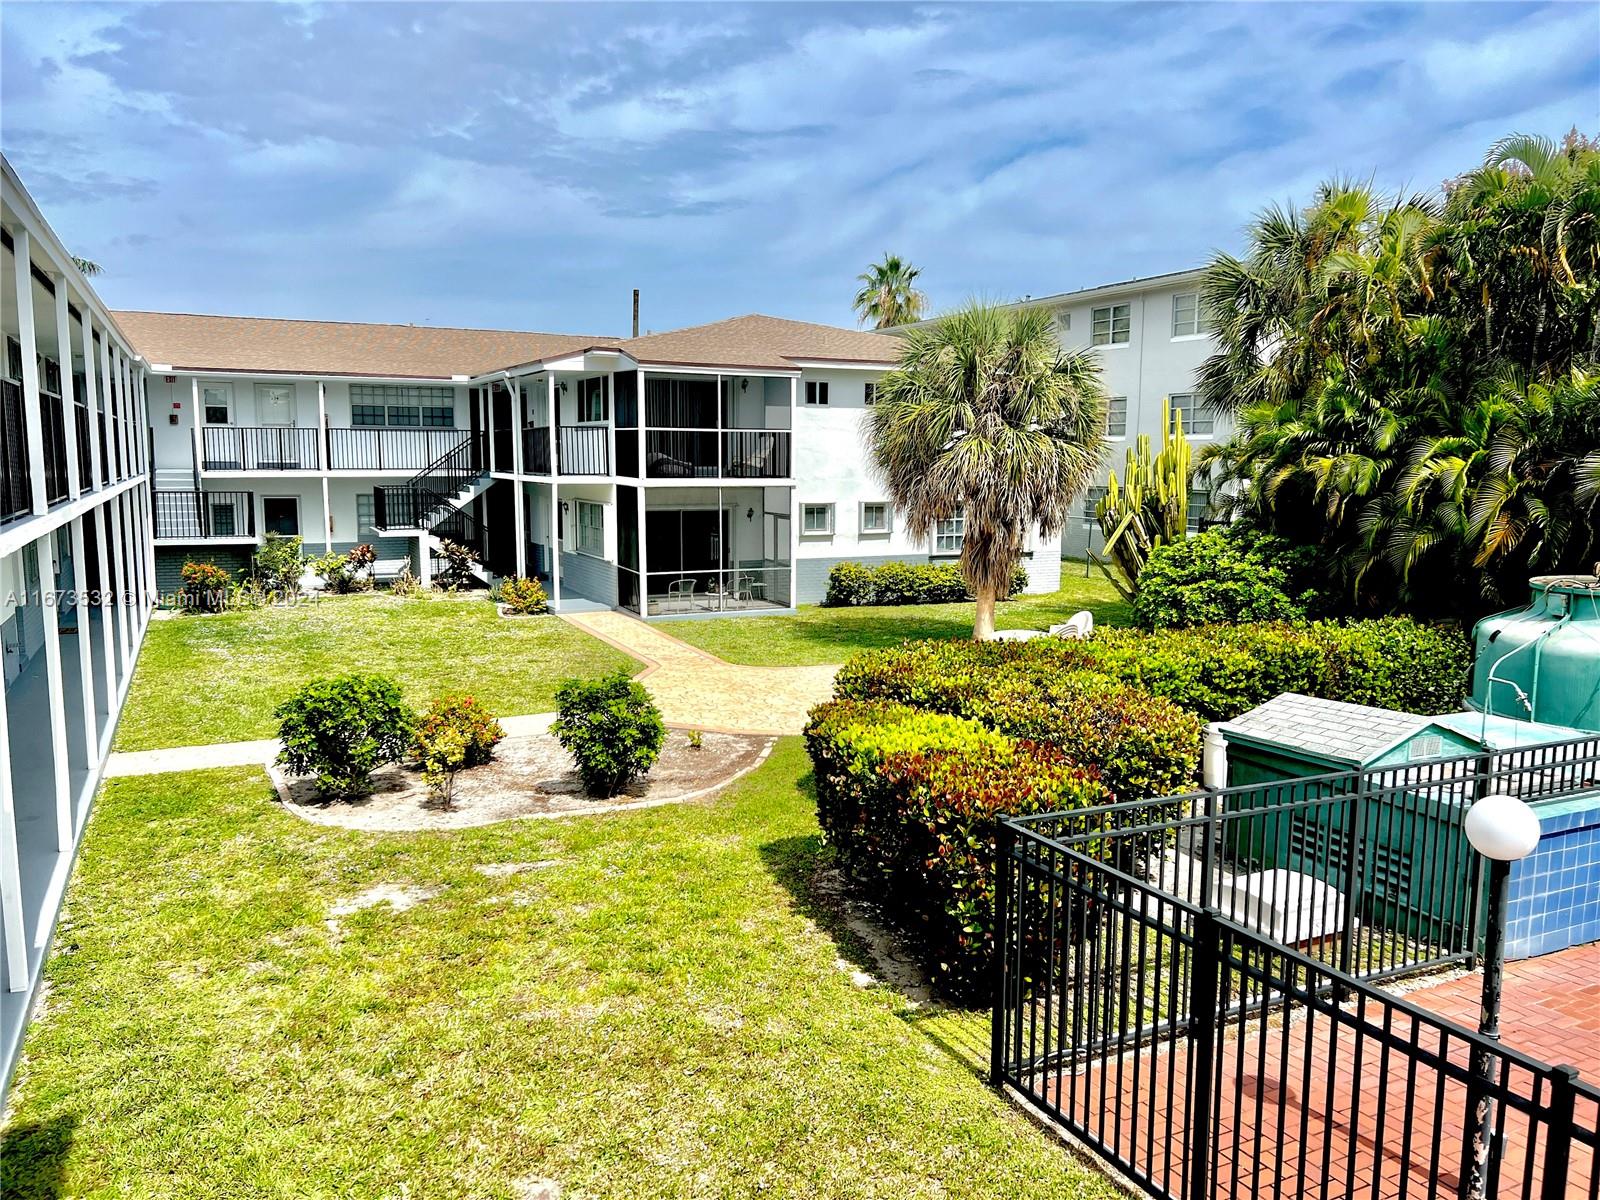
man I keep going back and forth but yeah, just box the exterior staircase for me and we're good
[372,432,493,582]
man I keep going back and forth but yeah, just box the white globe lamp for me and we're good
[1463,793,1541,862]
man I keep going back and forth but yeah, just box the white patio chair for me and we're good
[1048,610,1095,640]
[667,578,697,613]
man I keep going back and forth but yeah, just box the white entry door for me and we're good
[256,383,295,425]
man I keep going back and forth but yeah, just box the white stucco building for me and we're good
[0,157,157,1095]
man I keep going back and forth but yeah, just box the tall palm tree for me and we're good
[853,254,927,329]
[72,256,102,277]
[866,303,1107,639]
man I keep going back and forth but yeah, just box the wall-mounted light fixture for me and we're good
[746,507,754,521]
[739,378,748,392]
[558,380,568,395]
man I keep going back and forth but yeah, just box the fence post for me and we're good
[1197,789,1219,910]
[1464,752,1494,970]
[989,818,1016,1088]
[1336,788,1364,993]
[1186,908,1222,1200]
[1540,1064,1579,1200]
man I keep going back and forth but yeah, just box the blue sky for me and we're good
[3,2,1596,335]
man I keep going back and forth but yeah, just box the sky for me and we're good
[2,2,1596,337]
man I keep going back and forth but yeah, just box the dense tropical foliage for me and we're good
[852,253,928,328]
[1198,130,1600,616]
[866,303,1107,638]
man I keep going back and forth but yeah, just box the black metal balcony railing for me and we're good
[97,409,110,484]
[202,425,321,471]
[645,429,791,478]
[373,431,487,533]
[558,425,609,475]
[153,490,256,540]
[1,379,32,523]
[326,427,470,472]
[522,426,552,474]
[74,401,93,489]
[40,393,69,505]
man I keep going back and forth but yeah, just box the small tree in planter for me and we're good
[552,671,665,797]
[275,674,415,799]
[498,575,548,615]
[179,560,232,613]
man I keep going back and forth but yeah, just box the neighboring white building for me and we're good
[908,269,1226,558]
[0,157,157,1100]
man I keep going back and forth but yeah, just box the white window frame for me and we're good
[863,382,877,407]
[255,382,296,426]
[801,502,834,535]
[1106,395,1128,439]
[1187,488,1210,532]
[201,381,234,426]
[1170,392,1215,438]
[933,509,964,554]
[575,499,605,556]
[1056,309,1072,334]
[576,377,607,424]
[859,501,891,536]
[1171,292,1214,339]
[805,381,829,406]
[356,493,377,535]
[1083,485,1108,527]
[1091,303,1131,347]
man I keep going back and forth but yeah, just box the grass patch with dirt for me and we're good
[115,593,639,751]
[1,740,1120,1200]
[658,564,1132,666]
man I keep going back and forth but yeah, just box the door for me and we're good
[256,384,295,425]
[262,497,300,536]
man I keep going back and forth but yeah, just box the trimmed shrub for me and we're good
[553,671,666,797]
[275,674,415,799]
[309,551,354,594]
[179,560,232,613]
[822,560,1028,607]
[252,534,303,596]
[347,543,376,583]
[413,693,504,769]
[434,539,479,591]
[498,575,549,615]
[1311,618,1472,714]
[805,699,1111,998]
[1132,528,1320,631]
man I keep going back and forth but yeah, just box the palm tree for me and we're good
[853,254,927,329]
[72,256,102,277]
[865,303,1107,639]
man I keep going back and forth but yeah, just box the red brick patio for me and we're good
[1032,944,1600,1200]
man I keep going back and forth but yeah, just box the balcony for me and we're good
[153,490,256,540]
[202,426,321,471]
[519,426,610,476]
[1,379,32,523]
[644,429,790,479]
[40,393,69,505]
[74,401,93,490]
[326,427,474,472]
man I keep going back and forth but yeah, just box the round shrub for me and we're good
[498,575,549,615]
[1132,527,1320,631]
[252,534,303,597]
[820,560,1028,607]
[413,693,504,769]
[823,562,877,606]
[553,671,666,797]
[275,674,415,799]
[179,560,232,613]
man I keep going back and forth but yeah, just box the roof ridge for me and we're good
[112,309,617,340]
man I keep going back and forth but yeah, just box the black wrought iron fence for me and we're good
[1,378,32,522]
[992,734,1600,1200]
[152,490,254,540]
[201,426,321,471]
[40,393,69,504]
[557,425,609,475]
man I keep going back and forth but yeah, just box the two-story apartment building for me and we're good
[125,313,1065,616]
[0,158,157,1087]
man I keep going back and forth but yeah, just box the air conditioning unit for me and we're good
[1214,868,1349,948]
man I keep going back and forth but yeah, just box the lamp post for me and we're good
[1461,791,1542,1200]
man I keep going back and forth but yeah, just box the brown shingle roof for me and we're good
[111,310,904,378]
[111,310,614,379]
[612,314,901,371]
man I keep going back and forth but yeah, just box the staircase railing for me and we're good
[373,430,485,532]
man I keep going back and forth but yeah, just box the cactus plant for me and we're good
[1096,399,1193,599]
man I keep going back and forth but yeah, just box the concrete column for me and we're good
[416,534,431,586]
[0,664,24,991]
[69,516,97,773]
[511,380,526,577]
[109,492,132,676]
[80,314,102,492]
[11,227,48,515]
[548,481,562,609]
[93,503,115,718]
[487,384,498,475]
[98,334,115,484]
[37,534,71,851]
[789,377,800,608]
[320,478,334,553]
[637,483,648,617]
[53,277,80,499]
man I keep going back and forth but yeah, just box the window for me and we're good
[934,508,964,554]
[860,502,891,534]
[576,499,604,556]
[576,377,607,423]
[209,498,238,537]
[262,497,299,537]
[356,493,377,534]
[805,381,829,405]
[802,503,834,534]
[1170,393,1214,437]
[1187,488,1210,532]
[349,384,455,429]
[1083,486,1108,525]
[1171,292,1215,338]
[1106,396,1128,438]
[202,383,232,425]
[863,382,877,406]
[1091,303,1131,346]
[1056,310,1072,333]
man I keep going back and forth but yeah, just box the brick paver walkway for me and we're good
[1038,944,1599,1200]
[560,611,837,735]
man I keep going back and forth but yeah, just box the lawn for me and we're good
[1,742,1120,1199]
[659,563,1132,666]
[115,593,639,752]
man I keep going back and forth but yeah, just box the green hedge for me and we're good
[805,700,1110,998]
[823,560,1028,607]
[1132,528,1321,631]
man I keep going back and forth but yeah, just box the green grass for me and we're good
[2,742,1119,1199]
[659,564,1133,666]
[115,593,639,752]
